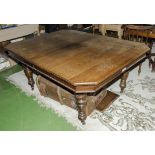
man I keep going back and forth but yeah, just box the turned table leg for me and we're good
[138,63,142,76]
[24,67,35,90]
[119,72,129,93]
[75,94,87,125]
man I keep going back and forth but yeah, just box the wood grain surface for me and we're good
[5,30,149,93]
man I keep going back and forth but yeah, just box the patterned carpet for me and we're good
[0,55,10,71]
[7,59,155,131]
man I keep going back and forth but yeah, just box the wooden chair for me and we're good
[99,24,123,38]
[123,25,153,73]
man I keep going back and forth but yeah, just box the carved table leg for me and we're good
[75,94,87,125]
[24,67,35,90]
[119,72,129,93]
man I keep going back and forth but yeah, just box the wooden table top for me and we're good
[5,30,149,93]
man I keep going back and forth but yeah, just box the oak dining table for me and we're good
[4,30,150,124]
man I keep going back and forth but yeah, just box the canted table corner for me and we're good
[4,30,149,124]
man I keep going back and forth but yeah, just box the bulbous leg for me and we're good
[120,72,129,93]
[75,94,87,125]
[24,67,35,90]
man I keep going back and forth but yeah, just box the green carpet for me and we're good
[0,65,76,131]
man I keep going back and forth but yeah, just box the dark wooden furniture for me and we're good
[40,24,68,33]
[36,75,108,116]
[123,25,155,71]
[4,30,149,124]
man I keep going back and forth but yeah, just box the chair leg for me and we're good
[152,57,155,72]
[147,41,153,68]
[148,50,152,68]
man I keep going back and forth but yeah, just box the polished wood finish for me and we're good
[4,30,149,124]
[5,30,149,93]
